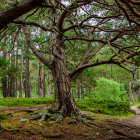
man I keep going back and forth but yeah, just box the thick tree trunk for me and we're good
[22,19,79,115]
[52,65,79,115]
[51,36,79,115]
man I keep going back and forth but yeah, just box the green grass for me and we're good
[0,97,133,116]
[0,96,54,107]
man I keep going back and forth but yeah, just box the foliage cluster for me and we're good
[0,57,19,79]
[94,77,128,100]
[76,99,131,116]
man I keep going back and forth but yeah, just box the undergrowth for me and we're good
[76,98,132,116]
[0,97,132,116]
[0,97,54,107]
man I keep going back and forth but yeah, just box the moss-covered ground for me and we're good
[0,101,139,140]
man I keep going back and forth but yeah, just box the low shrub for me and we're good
[76,99,131,116]
[0,97,54,107]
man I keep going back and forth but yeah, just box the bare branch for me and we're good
[12,20,53,32]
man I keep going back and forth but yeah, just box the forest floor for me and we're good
[0,104,140,140]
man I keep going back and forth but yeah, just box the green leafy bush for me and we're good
[76,99,131,116]
[92,99,131,115]
[94,77,127,100]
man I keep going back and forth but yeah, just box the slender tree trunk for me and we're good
[131,64,137,100]
[137,71,140,101]
[2,52,8,97]
[77,86,81,100]
[1,77,8,97]
[25,44,31,98]
[35,76,37,98]
[110,64,113,79]
[129,81,135,101]
[15,47,18,98]
[47,85,50,97]
[10,49,16,97]
[43,69,46,97]
[83,88,86,99]
[7,69,10,97]
[7,53,10,97]
[38,61,43,98]
[19,46,23,98]
[33,74,35,98]
[49,85,51,96]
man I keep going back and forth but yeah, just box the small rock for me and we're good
[20,118,28,122]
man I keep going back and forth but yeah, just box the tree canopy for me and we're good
[0,0,140,115]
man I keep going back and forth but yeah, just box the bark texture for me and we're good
[51,34,79,115]
[0,0,45,30]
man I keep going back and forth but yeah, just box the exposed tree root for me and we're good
[77,111,95,120]
[105,120,140,129]
[95,120,140,140]
[30,108,96,128]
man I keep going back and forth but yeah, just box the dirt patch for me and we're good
[0,105,139,140]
